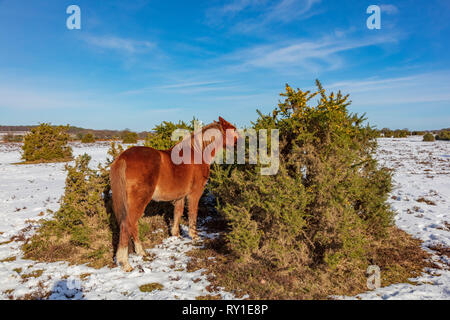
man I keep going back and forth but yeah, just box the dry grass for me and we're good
[416,197,437,206]
[186,226,435,300]
[22,212,169,269]
[0,256,16,263]
[427,244,450,264]
[196,294,222,300]
[139,282,164,292]
[13,157,73,165]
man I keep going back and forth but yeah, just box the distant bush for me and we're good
[379,128,410,138]
[121,131,138,144]
[392,129,409,138]
[380,128,393,137]
[423,133,435,142]
[2,134,23,143]
[412,131,425,136]
[81,133,96,143]
[436,130,450,141]
[21,123,72,163]
[144,119,196,150]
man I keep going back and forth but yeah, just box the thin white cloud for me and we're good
[325,71,450,106]
[82,35,155,54]
[121,80,229,96]
[380,4,399,15]
[159,81,226,89]
[221,34,398,72]
[206,0,320,31]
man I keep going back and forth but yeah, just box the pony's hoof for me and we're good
[189,231,199,241]
[134,243,146,257]
[171,229,181,238]
[121,264,133,272]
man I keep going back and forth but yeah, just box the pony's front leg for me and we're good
[171,198,185,237]
[187,191,202,240]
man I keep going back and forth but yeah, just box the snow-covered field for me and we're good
[0,136,449,300]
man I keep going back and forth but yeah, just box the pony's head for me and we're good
[218,116,239,148]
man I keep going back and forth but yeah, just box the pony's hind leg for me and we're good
[116,193,151,270]
[128,199,150,257]
[116,223,133,272]
[130,222,146,257]
[171,197,185,237]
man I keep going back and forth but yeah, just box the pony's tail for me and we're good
[110,159,128,224]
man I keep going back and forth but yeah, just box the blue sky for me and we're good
[0,0,449,131]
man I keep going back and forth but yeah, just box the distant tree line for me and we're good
[0,125,151,142]
[377,127,450,138]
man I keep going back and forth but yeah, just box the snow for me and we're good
[348,136,450,300]
[0,137,449,300]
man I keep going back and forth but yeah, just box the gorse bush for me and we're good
[436,130,450,141]
[392,129,410,138]
[380,128,409,138]
[21,123,72,162]
[121,131,138,144]
[423,133,435,142]
[81,133,96,143]
[199,81,401,297]
[23,153,112,266]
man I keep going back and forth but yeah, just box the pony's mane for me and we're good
[171,121,224,155]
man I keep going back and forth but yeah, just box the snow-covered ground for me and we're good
[351,136,450,299]
[0,137,449,300]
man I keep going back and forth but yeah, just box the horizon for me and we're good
[1,1,449,131]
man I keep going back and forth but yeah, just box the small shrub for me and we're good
[436,130,450,141]
[121,131,138,144]
[81,133,96,143]
[2,134,23,143]
[380,128,393,138]
[423,133,435,142]
[392,129,409,138]
[21,123,72,162]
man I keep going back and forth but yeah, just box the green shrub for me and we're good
[21,123,72,162]
[380,128,393,138]
[436,130,450,141]
[392,129,409,138]
[2,134,23,143]
[144,119,196,149]
[423,133,435,142]
[81,133,96,143]
[121,131,138,144]
[209,81,394,271]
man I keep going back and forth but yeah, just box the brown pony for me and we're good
[110,117,239,271]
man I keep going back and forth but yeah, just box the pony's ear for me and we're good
[218,116,235,129]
